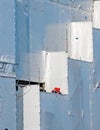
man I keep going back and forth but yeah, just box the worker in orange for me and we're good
[52,87,61,94]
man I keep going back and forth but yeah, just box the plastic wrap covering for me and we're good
[16,51,46,82]
[45,52,68,94]
[44,24,67,51]
[16,0,92,54]
[93,1,100,29]
[68,22,93,62]
[16,85,40,130]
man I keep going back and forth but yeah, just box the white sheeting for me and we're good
[68,22,93,62]
[45,52,68,94]
[93,1,100,29]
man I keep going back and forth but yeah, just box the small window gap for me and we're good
[16,86,18,91]
[16,80,46,92]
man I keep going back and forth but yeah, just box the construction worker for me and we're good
[52,87,61,94]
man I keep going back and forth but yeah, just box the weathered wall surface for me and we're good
[1,0,100,130]
[0,78,16,130]
[0,1,16,130]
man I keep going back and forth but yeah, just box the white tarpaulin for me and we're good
[68,22,93,62]
[45,52,68,94]
[93,1,100,29]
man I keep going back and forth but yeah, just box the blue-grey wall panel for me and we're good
[15,0,92,57]
[16,0,71,53]
[29,0,45,52]
[68,59,93,130]
[15,0,30,80]
[92,29,100,130]
[40,93,71,130]
[68,59,82,130]
[0,0,15,57]
[0,78,16,130]
[93,29,100,82]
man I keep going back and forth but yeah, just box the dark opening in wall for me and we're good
[5,129,8,130]
[16,80,46,92]
[16,80,38,86]
[16,85,18,91]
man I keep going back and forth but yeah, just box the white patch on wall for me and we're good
[45,52,68,94]
[23,85,40,130]
[44,24,67,52]
[68,22,93,62]
[17,85,40,130]
[93,1,100,29]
